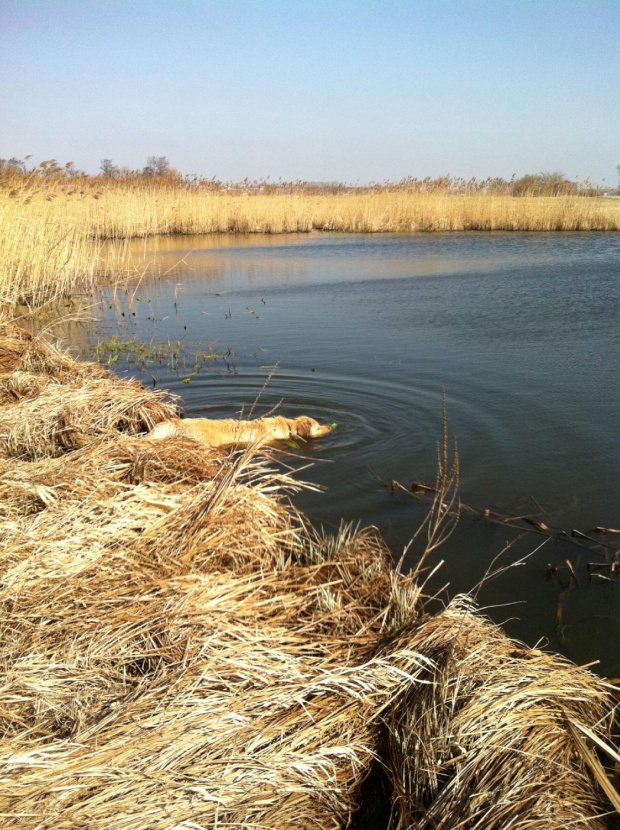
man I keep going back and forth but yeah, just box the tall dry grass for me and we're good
[1,170,619,312]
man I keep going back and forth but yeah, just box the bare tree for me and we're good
[100,159,118,177]
[143,156,171,177]
[0,158,26,173]
[512,171,578,197]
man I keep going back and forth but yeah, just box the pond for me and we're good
[52,231,620,677]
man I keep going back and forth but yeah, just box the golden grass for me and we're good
[0,321,618,828]
[0,376,179,459]
[1,175,619,312]
[385,599,616,828]
[0,324,179,458]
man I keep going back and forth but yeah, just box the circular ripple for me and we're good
[172,366,588,515]
[179,370,445,462]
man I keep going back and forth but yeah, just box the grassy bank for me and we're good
[1,173,619,312]
[0,322,618,828]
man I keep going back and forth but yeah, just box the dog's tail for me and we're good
[149,420,179,440]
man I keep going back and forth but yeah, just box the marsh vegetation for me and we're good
[1,159,619,826]
[1,158,619,313]
[0,321,618,828]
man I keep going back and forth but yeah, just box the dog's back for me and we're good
[148,415,331,448]
[148,416,290,448]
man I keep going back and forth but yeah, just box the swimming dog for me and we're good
[148,415,332,448]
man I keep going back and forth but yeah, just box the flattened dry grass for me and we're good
[0,322,179,459]
[0,443,406,827]
[0,320,106,378]
[0,434,225,518]
[385,598,616,829]
[0,376,179,459]
[0,322,617,829]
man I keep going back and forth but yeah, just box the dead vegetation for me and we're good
[0,323,178,458]
[0,321,617,829]
[1,162,619,312]
[385,599,617,828]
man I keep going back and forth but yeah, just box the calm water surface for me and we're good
[56,232,619,676]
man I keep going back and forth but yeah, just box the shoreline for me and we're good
[0,321,618,827]
[2,189,619,313]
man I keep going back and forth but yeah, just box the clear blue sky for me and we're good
[1,0,618,183]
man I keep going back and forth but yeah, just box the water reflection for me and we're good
[101,230,560,294]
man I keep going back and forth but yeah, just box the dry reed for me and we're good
[1,171,618,312]
[0,376,179,459]
[0,320,106,378]
[0,322,617,828]
[385,597,616,829]
[0,321,179,458]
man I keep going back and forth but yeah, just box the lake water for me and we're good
[54,231,619,677]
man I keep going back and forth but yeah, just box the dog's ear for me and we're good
[292,416,314,439]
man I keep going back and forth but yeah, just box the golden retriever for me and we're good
[148,415,333,448]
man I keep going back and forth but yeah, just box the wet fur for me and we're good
[148,415,332,448]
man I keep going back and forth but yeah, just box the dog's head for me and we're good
[291,416,332,440]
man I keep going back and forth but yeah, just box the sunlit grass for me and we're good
[1,172,618,313]
[0,319,617,827]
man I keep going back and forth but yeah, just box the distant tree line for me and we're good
[0,156,181,182]
[0,155,617,196]
[99,155,177,179]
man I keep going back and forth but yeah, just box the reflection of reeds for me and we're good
[0,321,618,828]
[1,172,619,312]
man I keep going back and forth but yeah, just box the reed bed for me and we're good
[0,321,179,458]
[1,173,619,311]
[0,320,106,379]
[385,598,616,829]
[0,435,226,519]
[0,322,617,828]
[0,376,179,459]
